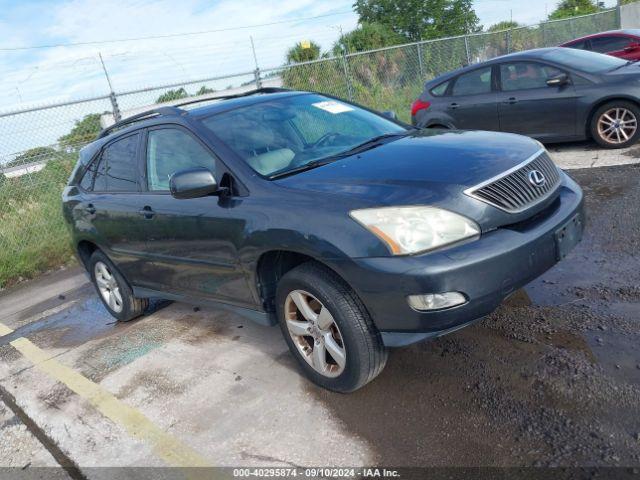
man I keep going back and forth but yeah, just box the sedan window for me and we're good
[590,36,632,53]
[543,48,627,73]
[146,128,217,191]
[430,81,450,96]
[500,62,563,91]
[451,67,492,96]
[566,40,588,50]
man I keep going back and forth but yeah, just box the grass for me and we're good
[0,156,76,288]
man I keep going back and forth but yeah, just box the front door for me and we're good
[497,61,577,140]
[136,126,254,306]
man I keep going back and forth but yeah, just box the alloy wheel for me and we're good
[284,290,346,378]
[94,261,124,313]
[597,107,638,145]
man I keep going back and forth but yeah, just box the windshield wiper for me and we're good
[269,132,409,180]
[325,132,410,160]
[269,158,337,180]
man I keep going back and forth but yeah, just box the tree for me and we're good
[286,41,321,64]
[332,22,404,55]
[548,0,599,20]
[7,147,57,168]
[488,21,521,32]
[195,85,215,96]
[155,88,189,103]
[58,113,103,149]
[354,0,480,42]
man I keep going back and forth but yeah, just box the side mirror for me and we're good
[546,73,569,87]
[382,110,398,120]
[169,167,219,199]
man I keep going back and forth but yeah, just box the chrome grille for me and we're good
[465,151,561,213]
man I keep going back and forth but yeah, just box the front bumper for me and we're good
[331,174,584,347]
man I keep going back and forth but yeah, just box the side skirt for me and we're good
[132,287,277,327]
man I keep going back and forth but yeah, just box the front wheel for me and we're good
[590,101,640,149]
[276,262,388,393]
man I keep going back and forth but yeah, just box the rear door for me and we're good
[497,61,578,140]
[446,66,499,131]
[135,125,254,306]
[79,132,150,283]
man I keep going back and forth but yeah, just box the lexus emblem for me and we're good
[528,170,546,188]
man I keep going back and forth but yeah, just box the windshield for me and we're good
[545,48,628,73]
[199,93,407,178]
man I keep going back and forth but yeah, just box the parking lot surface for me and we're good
[1,146,639,474]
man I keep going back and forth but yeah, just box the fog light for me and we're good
[407,292,467,311]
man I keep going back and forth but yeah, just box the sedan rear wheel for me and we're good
[591,101,640,149]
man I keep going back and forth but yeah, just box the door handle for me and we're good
[138,206,155,219]
[503,97,518,105]
[85,204,96,215]
[449,103,459,110]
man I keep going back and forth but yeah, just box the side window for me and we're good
[146,128,217,191]
[102,134,139,192]
[430,80,450,97]
[79,164,95,190]
[451,67,492,96]
[500,62,563,92]
[590,36,632,53]
[92,155,107,191]
[567,40,588,50]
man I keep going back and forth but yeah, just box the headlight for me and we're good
[350,206,480,255]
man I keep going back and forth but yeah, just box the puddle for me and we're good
[0,297,173,351]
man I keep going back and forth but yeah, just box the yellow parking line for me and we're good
[0,322,212,469]
[0,323,12,336]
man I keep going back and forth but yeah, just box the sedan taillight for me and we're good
[411,99,431,117]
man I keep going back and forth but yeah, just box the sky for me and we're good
[0,0,619,159]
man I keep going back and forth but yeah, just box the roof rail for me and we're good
[97,88,291,140]
[172,87,291,109]
[97,106,182,139]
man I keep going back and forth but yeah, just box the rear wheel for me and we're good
[590,101,640,149]
[89,250,148,322]
[276,262,387,393]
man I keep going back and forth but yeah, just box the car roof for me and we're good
[425,47,563,86]
[96,89,307,142]
[562,29,640,43]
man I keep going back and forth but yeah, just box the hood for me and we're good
[275,129,548,230]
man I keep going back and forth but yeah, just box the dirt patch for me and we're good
[117,369,190,401]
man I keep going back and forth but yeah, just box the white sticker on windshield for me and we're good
[312,101,354,114]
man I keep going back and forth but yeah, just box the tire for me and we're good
[590,100,640,149]
[276,262,388,393]
[88,250,148,322]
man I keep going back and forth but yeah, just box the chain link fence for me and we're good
[0,9,620,287]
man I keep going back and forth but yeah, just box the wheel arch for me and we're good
[585,96,640,138]
[76,240,99,269]
[254,250,351,315]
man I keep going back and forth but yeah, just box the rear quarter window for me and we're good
[93,133,140,192]
[430,81,450,97]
